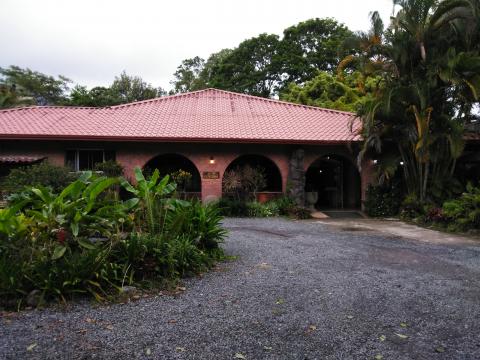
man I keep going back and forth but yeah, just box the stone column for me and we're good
[287,148,306,206]
[360,158,376,210]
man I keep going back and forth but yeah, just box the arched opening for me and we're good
[222,154,282,202]
[144,154,201,198]
[305,154,361,210]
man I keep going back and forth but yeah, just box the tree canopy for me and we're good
[0,66,71,106]
[169,18,353,97]
[0,67,166,109]
[69,72,166,107]
[280,71,379,112]
[348,0,480,202]
[279,18,353,85]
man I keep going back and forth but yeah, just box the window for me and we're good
[65,149,115,171]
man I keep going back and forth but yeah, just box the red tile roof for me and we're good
[0,88,360,144]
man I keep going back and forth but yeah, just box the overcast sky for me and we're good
[1,0,394,91]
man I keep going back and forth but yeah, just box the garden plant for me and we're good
[0,167,226,309]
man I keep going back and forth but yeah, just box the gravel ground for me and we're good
[1,217,480,360]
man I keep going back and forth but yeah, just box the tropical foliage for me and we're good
[217,196,310,219]
[280,71,379,112]
[222,165,267,201]
[170,18,353,97]
[69,71,166,107]
[0,168,226,308]
[0,162,78,194]
[0,66,70,106]
[364,182,403,217]
[442,183,480,231]
[0,67,166,109]
[346,0,480,203]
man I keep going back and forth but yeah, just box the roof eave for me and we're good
[0,134,362,145]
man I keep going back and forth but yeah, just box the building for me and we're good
[0,88,375,209]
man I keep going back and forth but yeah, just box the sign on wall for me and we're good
[202,171,220,179]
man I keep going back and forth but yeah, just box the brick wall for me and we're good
[0,140,373,207]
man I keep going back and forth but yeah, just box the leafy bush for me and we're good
[170,169,193,193]
[442,184,480,231]
[425,207,447,223]
[166,200,227,250]
[0,167,226,308]
[364,183,402,218]
[111,233,220,280]
[272,196,297,216]
[222,165,266,201]
[217,198,249,217]
[1,162,77,194]
[218,196,310,219]
[8,172,129,243]
[246,201,280,217]
[400,194,426,220]
[94,160,124,177]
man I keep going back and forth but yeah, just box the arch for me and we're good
[305,154,361,209]
[143,153,201,196]
[222,154,283,200]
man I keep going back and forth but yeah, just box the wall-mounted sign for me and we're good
[202,171,220,179]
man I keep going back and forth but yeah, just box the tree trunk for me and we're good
[420,42,427,62]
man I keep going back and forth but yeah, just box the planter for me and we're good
[305,191,318,210]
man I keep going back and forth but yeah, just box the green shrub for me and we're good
[8,171,129,243]
[120,168,179,234]
[94,160,124,177]
[1,162,77,194]
[400,194,426,220]
[166,200,227,250]
[111,233,215,280]
[222,165,267,201]
[246,201,280,217]
[442,184,480,231]
[217,198,249,217]
[272,196,296,216]
[364,183,402,217]
[217,196,310,219]
[425,207,447,223]
[0,167,227,308]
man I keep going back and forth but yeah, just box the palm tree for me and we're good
[345,0,480,202]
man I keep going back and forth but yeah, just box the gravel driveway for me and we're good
[1,217,480,360]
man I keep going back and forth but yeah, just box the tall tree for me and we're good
[171,56,206,93]
[280,71,378,112]
[170,49,234,94]
[69,72,166,107]
[348,0,480,202]
[209,33,282,97]
[109,71,165,103]
[0,66,70,105]
[279,18,353,86]
[69,85,118,107]
[169,18,353,97]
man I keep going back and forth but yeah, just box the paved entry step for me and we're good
[312,211,365,219]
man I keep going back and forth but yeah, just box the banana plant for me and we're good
[0,200,29,239]
[120,167,187,234]
[9,171,130,258]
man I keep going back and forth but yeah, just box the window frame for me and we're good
[66,149,114,171]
